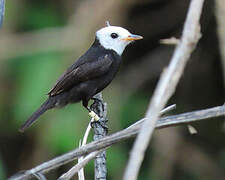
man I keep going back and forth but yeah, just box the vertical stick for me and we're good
[90,93,108,180]
[0,0,5,27]
[123,0,204,179]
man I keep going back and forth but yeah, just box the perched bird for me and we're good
[19,25,143,132]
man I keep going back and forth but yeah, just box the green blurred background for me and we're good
[0,0,225,179]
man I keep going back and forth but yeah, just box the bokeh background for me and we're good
[0,0,225,179]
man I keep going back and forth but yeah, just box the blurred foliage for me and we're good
[9,52,63,124]
[120,92,149,128]
[18,4,63,31]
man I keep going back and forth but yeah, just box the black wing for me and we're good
[48,54,113,96]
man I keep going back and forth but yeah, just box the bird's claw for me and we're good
[89,111,100,121]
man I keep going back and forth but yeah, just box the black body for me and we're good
[19,39,121,132]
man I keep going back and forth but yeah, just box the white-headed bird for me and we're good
[20,25,143,132]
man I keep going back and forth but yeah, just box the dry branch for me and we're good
[9,105,225,180]
[123,0,204,179]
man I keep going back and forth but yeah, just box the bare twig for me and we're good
[78,121,92,180]
[128,104,176,129]
[9,105,225,180]
[78,141,85,180]
[160,104,176,114]
[123,0,204,179]
[82,123,92,146]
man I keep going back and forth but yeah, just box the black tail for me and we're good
[19,99,53,132]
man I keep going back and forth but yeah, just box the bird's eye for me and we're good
[111,33,118,39]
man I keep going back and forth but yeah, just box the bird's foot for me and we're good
[88,110,100,121]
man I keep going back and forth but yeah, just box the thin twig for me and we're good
[160,104,176,114]
[78,120,93,180]
[123,0,204,179]
[78,141,85,180]
[128,104,176,129]
[8,105,225,180]
[82,122,93,146]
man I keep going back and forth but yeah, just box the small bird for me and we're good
[19,25,143,132]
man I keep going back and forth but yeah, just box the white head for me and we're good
[96,26,143,55]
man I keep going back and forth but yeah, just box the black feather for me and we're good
[19,99,54,132]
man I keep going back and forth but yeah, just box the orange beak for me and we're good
[122,34,143,41]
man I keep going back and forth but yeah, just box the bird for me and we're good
[19,25,143,132]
